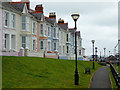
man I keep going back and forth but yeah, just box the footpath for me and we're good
[90,65,112,89]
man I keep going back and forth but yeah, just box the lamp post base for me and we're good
[75,69,79,85]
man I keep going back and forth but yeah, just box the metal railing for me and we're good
[110,63,120,89]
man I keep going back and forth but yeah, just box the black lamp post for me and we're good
[71,12,80,85]
[95,47,97,61]
[109,51,110,56]
[100,51,101,61]
[104,48,106,60]
[91,40,95,69]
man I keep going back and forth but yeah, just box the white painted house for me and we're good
[2,2,18,52]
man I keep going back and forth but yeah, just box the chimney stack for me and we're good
[35,4,43,13]
[49,12,56,18]
[58,18,64,23]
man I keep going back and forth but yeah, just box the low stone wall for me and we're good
[2,52,18,56]
[27,51,44,57]
[45,53,58,59]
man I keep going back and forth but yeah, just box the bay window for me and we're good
[21,16,30,31]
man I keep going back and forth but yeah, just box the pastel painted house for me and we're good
[2,2,20,56]
[58,18,70,59]
[45,12,59,58]
[1,1,44,57]
[1,1,85,59]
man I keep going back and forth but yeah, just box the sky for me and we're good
[12,0,118,56]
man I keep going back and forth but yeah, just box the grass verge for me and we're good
[2,56,102,88]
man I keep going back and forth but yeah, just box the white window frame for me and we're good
[26,17,30,31]
[40,24,43,36]
[47,41,51,51]
[40,40,44,50]
[53,28,56,38]
[11,14,15,28]
[54,42,56,51]
[48,27,51,37]
[67,46,69,54]
[59,45,61,54]
[21,16,30,31]
[32,21,37,35]
[4,11,9,27]
[21,36,26,48]
[63,45,65,55]
[21,15,26,30]
[21,36,30,49]
[32,39,36,51]
[67,34,69,42]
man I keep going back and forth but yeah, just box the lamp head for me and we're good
[71,12,80,21]
[95,47,97,49]
[91,40,95,43]
[104,48,106,50]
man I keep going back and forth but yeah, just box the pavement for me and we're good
[90,65,112,89]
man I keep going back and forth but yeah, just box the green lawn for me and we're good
[2,56,102,88]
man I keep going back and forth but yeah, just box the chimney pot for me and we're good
[35,4,43,13]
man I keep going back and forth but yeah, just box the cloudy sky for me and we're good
[13,0,119,56]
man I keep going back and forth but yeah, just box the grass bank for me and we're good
[2,56,102,88]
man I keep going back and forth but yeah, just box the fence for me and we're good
[110,63,120,89]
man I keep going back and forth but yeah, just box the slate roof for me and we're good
[11,3,25,12]
[32,13,43,20]
[57,23,68,30]
[2,2,23,13]
[45,17,56,25]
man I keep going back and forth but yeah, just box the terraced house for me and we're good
[1,0,85,60]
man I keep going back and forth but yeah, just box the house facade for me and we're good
[1,1,85,60]
[0,1,2,54]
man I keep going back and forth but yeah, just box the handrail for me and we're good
[110,63,120,89]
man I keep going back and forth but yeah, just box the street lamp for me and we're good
[100,51,101,62]
[95,47,97,61]
[71,12,80,85]
[104,48,106,60]
[109,51,110,56]
[91,40,95,69]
